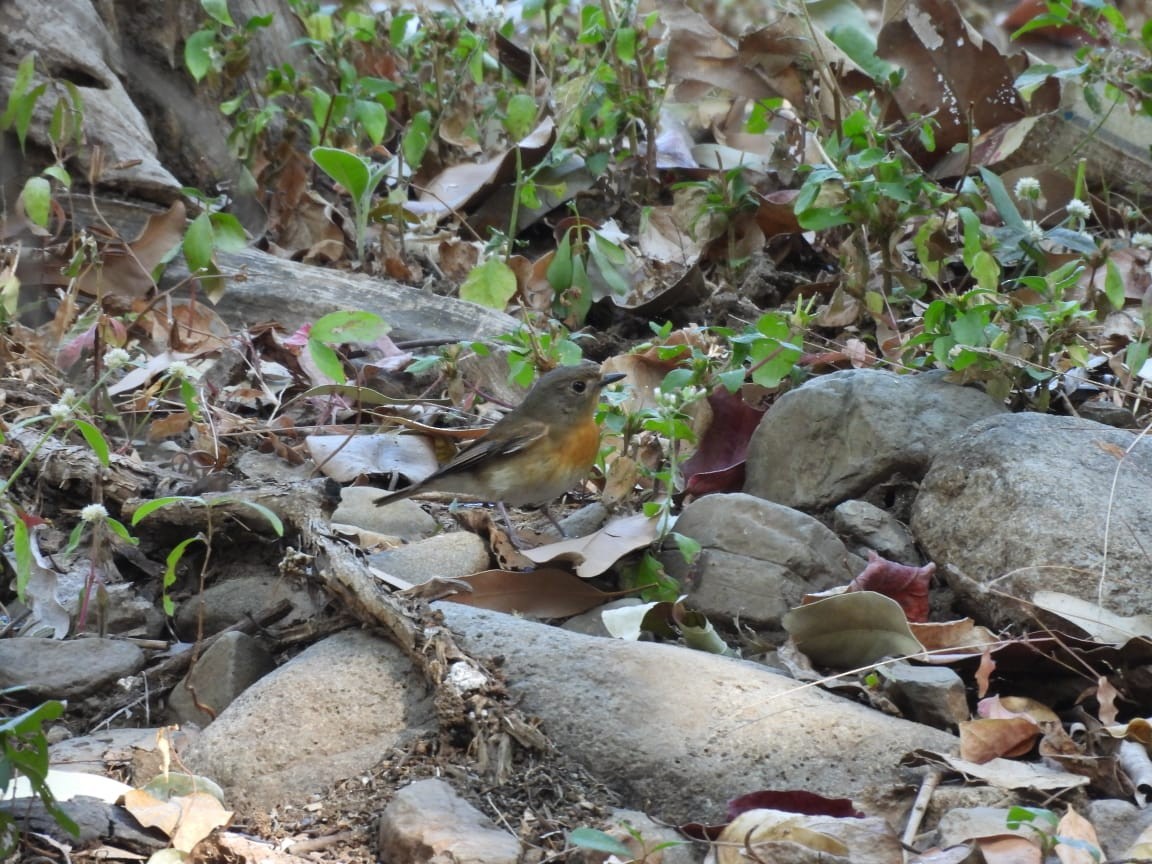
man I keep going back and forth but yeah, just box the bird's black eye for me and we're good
[572,380,587,394]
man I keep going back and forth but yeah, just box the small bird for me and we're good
[374,363,626,518]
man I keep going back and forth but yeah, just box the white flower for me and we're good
[49,402,73,421]
[1065,198,1091,220]
[166,360,199,381]
[1022,220,1045,243]
[103,347,133,370]
[60,388,78,405]
[948,345,965,359]
[1013,177,1041,200]
[1131,232,1152,250]
[80,503,108,523]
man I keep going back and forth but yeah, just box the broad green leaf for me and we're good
[504,93,537,142]
[615,26,637,62]
[355,99,388,145]
[184,29,218,82]
[74,420,110,467]
[307,338,346,381]
[209,212,249,252]
[310,310,390,343]
[460,257,518,309]
[183,211,214,273]
[401,110,432,170]
[42,165,71,188]
[21,176,51,228]
[827,25,897,82]
[311,146,370,200]
[201,0,234,27]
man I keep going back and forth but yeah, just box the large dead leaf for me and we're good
[1031,590,1152,642]
[121,789,232,853]
[782,592,925,668]
[903,749,1090,790]
[306,433,439,484]
[876,0,1057,168]
[958,717,1042,763]
[439,568,627,617]
[520,514,660,578]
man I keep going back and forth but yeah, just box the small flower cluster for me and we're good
[652,385,706,410]
[1013,177,1041,201]
[102,347,134,370]
[166,360,200,381]
[49,387,79,421]
[80,503,108,523]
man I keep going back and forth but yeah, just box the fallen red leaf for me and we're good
[848,551,935,623]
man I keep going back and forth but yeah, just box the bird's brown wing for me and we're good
[434,420,549,476]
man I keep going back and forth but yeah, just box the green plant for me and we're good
[1006,806,1102,861]
[132,494,284,617]
[1,383,115,603]
[310,147,391,262]
[673,165,761,277]
[1,53,85,230]
[304,309,391,382]
[0,696,80,857]
[568,820,685,864]
[794,99,954,303]
[181,188,250,302]
[1011,0,1152,117]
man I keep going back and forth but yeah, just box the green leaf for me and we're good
[615,27,637,62]
[184,29,218,82]
[307,338,346,381]
[311,146,370,200]
[1104,258,1125,310]
[208,212,249,252]
[183,211,214,274]
[105,518,138,545]
[42,165,71,188]
[355,99,388,146]
[21,176,51,228]
[74,420,110,467]
[13,518,31,602]
[401,110,432,170]
[979,167,1026,232]
[826,25,896,82]
[225,499,284,536]
[504,93,537,142]
[162,537,200,615]
[200,0,235,27]
[460,257,518,309]
[671,531,701,564]
[131,496,205,526]
[310,310,391,344]
[568,828,634,857]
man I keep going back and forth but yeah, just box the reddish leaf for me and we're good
[848,551,935,623]
[727,790,864,820]
[683,387,767,497]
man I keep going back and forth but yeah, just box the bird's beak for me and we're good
[599,372,627,388]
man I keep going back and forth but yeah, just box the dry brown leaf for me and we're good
[958,717,1041,763]
[1054,808,1100,864]
[520,514,659,578]
[439,568,629,617]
